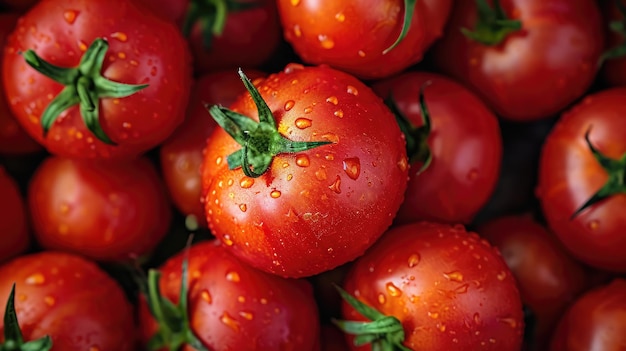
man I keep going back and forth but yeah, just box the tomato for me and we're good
[201,64,408,278]
[160,69,265,228]
[0,13,41,155]
[0,167,29,264]
[336,221,524,351]
[2,0,192,159]
[537,87,626,271]
[432,0,604,121]
[28,155,172,262]
[372,71,502,225]
[600,0,626,86]
[137,240,320,351]
[277,0,452,79]
[550,278,626,351]
[477,214,589,350]
[0,251,136,351]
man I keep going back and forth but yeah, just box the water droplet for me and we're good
[326,96,339,105]
[44,296,55,306]
[497,271,507,281]
[216,156,223,165]
[284,100,295,111]
[473,313,481,325]
[223,234,234,246]
[122,122,131,129]
[89,347,100,351]
[407,253,420,268]
[589,220,599,230]
[270,190,282,198]
[335,12,346,22]
[428,311,439,319]
[443,271,464,282]
[386,282,402,297]
[295,154,310,167]
[342,157,361,180]
[201,290,212,304]
[220,312,240,332]
[329,176,342,194]
[327,247,334,254]
[292,25,302,38]
[439,324,446,332]
[318,35,335,49]
[63,10,78,24]
[321,132,339,143]
[240,177,254,188]
[347,85,359,96]
[295,117,312,129]
[284,63,304,74]
[358,50,366,57]
[239,311,254,320]
[454,284,469,294]
[315,168,327,181]
[290,0,300,5]
[226,271,241,282]
[303,106,313,114]
[117,52,126,59]
[25,273,45,285]
[467,169,478,181]
[260,298,268,304]
[110,32,127,42]
[397,157,408,172]
[377,293,386,304]
[239,204,247,212]
[78,40,88,51]
[497,317,518,329]
[59,203,70,215]
[333,109,344,118]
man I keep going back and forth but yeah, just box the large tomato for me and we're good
[372,71,502,225]
[28,156,172,262]
[201,64,408,278]
[2,0,192,159]
[336,221,524,351]
[138,240,320,351]
[277,0,452,79]
[537,87,626,271]
[0,167,29,264]
[432,0,604,121]
[0,251,136,351]
[160,70,265,228]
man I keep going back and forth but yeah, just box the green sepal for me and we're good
[1,284,53,351]
[599,0,626,66]
[460,0,522,46]
[383,0,417,54]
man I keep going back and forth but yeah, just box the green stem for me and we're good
[383,0,417,54]
[460,0,522,46]
[599,0,626,66]
[1,284,53,351]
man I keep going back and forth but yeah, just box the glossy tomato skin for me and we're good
[0,167,30,263]
[2,0,192,159]
[477,215,588,350]
[0,251,136,351]
[537,88,626,271]
[160,70,265,228]
[0,13,40,155]
[550,279,626,351]
[28,156,172,262]
[341,222,524,351]
[277,0,452,79]
[432,0,604,121]
[138,240,320,351]
[372,71,502,225]
[600,0,626,87]
[201,64,409,278]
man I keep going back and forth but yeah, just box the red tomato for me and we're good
[550,279,626,351]
[277,0,452,79]
[337,221,524,351]
[432,0,604,121]
[600,0,626,86]
[28,156,172,262]
[537,87,626,271]
[477,214,589,350]
[372,71,502,225]
[201,64,408,278]
[0,13,40,155]
[160,70,265,228]
[0,167,29,263]
[2,0,192,159]
[0,251,136,351]
[138,240,320,351]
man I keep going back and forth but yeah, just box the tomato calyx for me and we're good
[0,284,53,351]
[21,38,148,145]
[461,0,522,46]
[571,127,626,218]
[207,68,332,178]
[383,0,417,55]
[332,286,411,351]
[600,0,626,66]
[385,82,432,174]
[182,0,259,48]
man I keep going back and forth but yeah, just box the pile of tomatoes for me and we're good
[1,0,625,350]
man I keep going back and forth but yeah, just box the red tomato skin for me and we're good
[550,279,626,351]
[537,88,626,271]
[341,222,524,351]
[372,71,502,225]
[0,167,30,263]
[0,13,41,155]
[277,0,452,79]
[432,0,604,121]
[477,214,588,349]
[2,0,192,160]
[0,252,136,351]
[138,240,320,351]
[201,64,409,278]
[160,70,265,228]
[28,156,172,262]
[600,0,626,87]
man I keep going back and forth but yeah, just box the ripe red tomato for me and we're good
[600,0,626,86]
[477,214,589,350]
[0,167,29,264]
[138,240,320,351]
[277,0,452,79]
[0,251,136,351]
[28,156,172,262]
[337,221,524,351]
[372,71,502,225]
[432,0,604,121]
[0,13,40,155]
[160,70,265,228]
[2,0,192,159]
[550,279,626,351]
[201,64,408,278]
[537,87,626,271]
